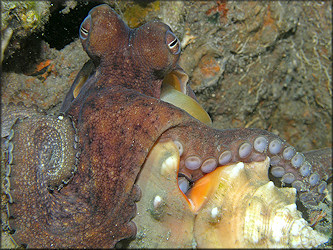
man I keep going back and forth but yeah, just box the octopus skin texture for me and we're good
[2,4,331,248]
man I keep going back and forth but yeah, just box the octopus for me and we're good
[1,4,331,248]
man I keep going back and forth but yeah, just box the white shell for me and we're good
[194,161,328,248]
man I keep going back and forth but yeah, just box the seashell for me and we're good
[130,140,195,248]
[130,140,329,248]
[192,159,328,248]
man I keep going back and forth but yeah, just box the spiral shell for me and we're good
[130,140,329,248]
[193,160,328,248]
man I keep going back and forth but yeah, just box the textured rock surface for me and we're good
[177,1,332,153]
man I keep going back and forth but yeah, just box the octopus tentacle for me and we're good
[7,113,81,247]
[6,107,140,247]
[1,102,41,138]
[157,121,330,207]
[9,114,78,191]
[156,74,331,208]
[298,148,332,206]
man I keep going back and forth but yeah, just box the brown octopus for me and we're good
[2,4,332,248]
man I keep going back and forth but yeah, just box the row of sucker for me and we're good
[172,133,328,206]
[267,139,327,206]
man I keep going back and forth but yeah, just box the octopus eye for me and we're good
[166,30,180,55]
[80,15,91,40]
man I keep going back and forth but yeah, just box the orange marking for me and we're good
[36,59,51,72]
[206,0,229,18]
[28,59,55,81]
[263,5,275,27]
[199,55,221,78]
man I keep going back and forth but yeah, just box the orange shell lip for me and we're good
[185,167,223,213]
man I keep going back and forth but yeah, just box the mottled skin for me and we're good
[4,4,331,248]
